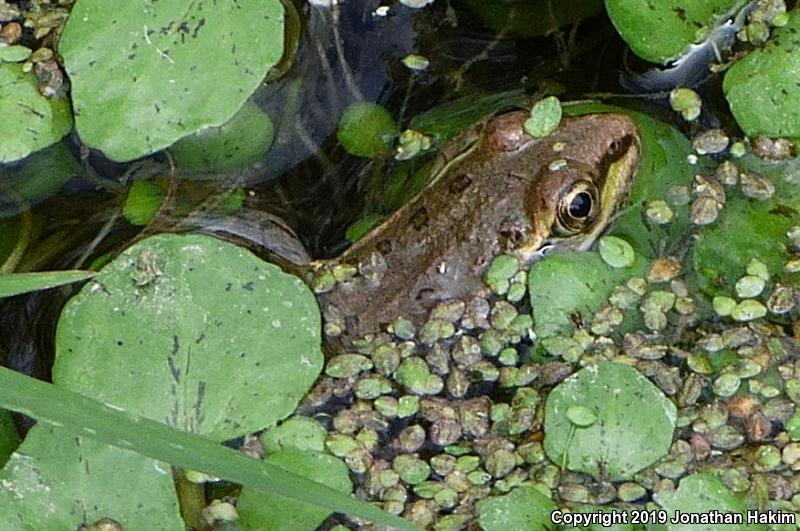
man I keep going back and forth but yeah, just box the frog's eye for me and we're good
[554,180,599,236]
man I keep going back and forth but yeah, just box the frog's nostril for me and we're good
[498,218,528,246]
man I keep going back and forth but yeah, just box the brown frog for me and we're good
[313,110,641,349]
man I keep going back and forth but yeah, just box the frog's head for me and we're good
[519,113,641,262]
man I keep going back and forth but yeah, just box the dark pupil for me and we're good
[569,191,592,218]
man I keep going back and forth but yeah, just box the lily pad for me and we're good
[524,96,562,138]
[169,100,275,173]
[659,473,764,530]
[58,0,284,161]
[0,63,72,163]
[724,12,800,138]
[476,485,556,531]
[0,45,31,63]
[544,362,677,481]
[53,233,323,442]
[605,0,740,64]
[237,448,352,531]
[0,424,182,530]
[122,180,166,226]
[529,250,646,338]
[337,102,399,158]
[261,416,327,453]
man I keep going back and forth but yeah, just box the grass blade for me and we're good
[0,367,419,530]
[0,271,96,298]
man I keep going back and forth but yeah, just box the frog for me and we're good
[309,109,642,349]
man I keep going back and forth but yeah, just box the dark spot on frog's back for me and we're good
[448,173,472,194]
[411,206,429,230]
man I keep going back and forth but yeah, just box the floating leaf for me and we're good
[54,233,323,441]
[598,236,636,268]
[544,362,677,480]
[0,45,31,62]
[261,417,327,454]
[659,474,765,531]
[605,0,740,64]
[724,12,800,137]
[237,448,352,531]
[337,102,399,158]
[122,180,166,226]
[0,424,183,530]
[529,250,646,338]
[59,0,285,161]
[477,485,556,531]
[0,63,72,163]
[566,405,597,427]
[523,96,562,138]
[169,100,275,173]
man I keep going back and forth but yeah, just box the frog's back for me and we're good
[317,111,641,350]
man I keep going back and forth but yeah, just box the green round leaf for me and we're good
[598,236,636,268]
[0,424,182,530]
[261,416,327,453]
[477,485,556,531]
[59,0,284,162]
[544,361,677,481]
[605,0,740,64]
[53,233,323,442]
[237,448,352,531]
[723,12,800,137]
[529,250,647,338]
[0,45,31,63]
[337,102,399,158]
[659,474,765,531]
[122,180,166,226]
[523,96,562,138]
[0,63,72,163]
[566,405,597,427]
[170,101,274,172]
